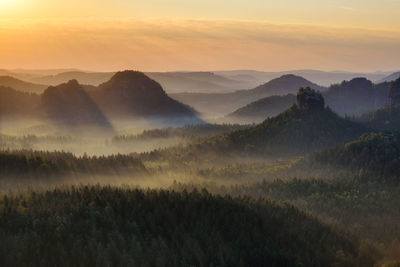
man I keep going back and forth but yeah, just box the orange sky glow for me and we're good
[0,0,399,72]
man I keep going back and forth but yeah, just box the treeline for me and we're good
[0,134,78,150]
[0,150,146,178]
[0,185,369,267]
[111,123,250,143]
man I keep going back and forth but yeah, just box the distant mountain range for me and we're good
[0,76,47,93]
[25,71,258,94]
[377,71,400,83]
[171,74,324,115]
[226,77,393,123]
[0,68,396,95]
[0,71,202,131]
[214,69,392,86]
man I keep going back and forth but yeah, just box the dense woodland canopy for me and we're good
[0,186,368,267]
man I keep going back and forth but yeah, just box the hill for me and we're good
[0,86,40,118]
[226,94,296,123]
[30,71,255,93]
[221,105,367,156]
[171,74,324,115]
[152,89,368,162]
[215,69,388,86]
[310,131,400,180]
[0,185,363,266]
[31,71,114,86]
[357,78,400,130]
[323,78,390,116]
[225,77,391,123]
[0,76,47,93]
[91,71,202,125]
[41,80,113,130]
[377,71,400,83]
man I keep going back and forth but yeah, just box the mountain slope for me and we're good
[154,90,368,162]
[221,105,367,155]
[323,78,390,116]
[0,76,48,93]
[226,94,296,123]
[377,71,400,83]
[310,131,400,179]
[171,74,324,115]
[91,70,202,124]
[41,80,113,130]
[0,86,40,118]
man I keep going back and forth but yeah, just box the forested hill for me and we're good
[222,105,367,155]
[0,186,363,266]
[310,131,400,180]
[171,74,324,115]
[226,94,296,122]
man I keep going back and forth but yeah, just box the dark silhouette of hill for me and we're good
[0,76,48,93]
[171,74,324,115]
[323,78,391,116]
[226,94,296,123]
[91,71,201,124]
[0,86,40,118]
[357,78,400,130]
[0,185,363,266]
[226,78,391,123]
[41,80,113,130]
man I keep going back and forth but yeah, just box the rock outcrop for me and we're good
[297,87,324,110]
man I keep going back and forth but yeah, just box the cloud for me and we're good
[0,18,399,71]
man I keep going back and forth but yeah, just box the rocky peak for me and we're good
[297,87,324,110]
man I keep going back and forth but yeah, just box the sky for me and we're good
[0,0,399,72]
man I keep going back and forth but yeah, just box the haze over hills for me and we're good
[154,89,368,160]
[27,70,257,93]
[377,71,400,83]
[0,86,40,119]
[0,71,202,131]
[226,94,297,123]
[323,78,391,116]
[0,76,47,93]
[171,74,325,116]
[214,69,391,86]
[41,80,113,131]
[226,77,393,123]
